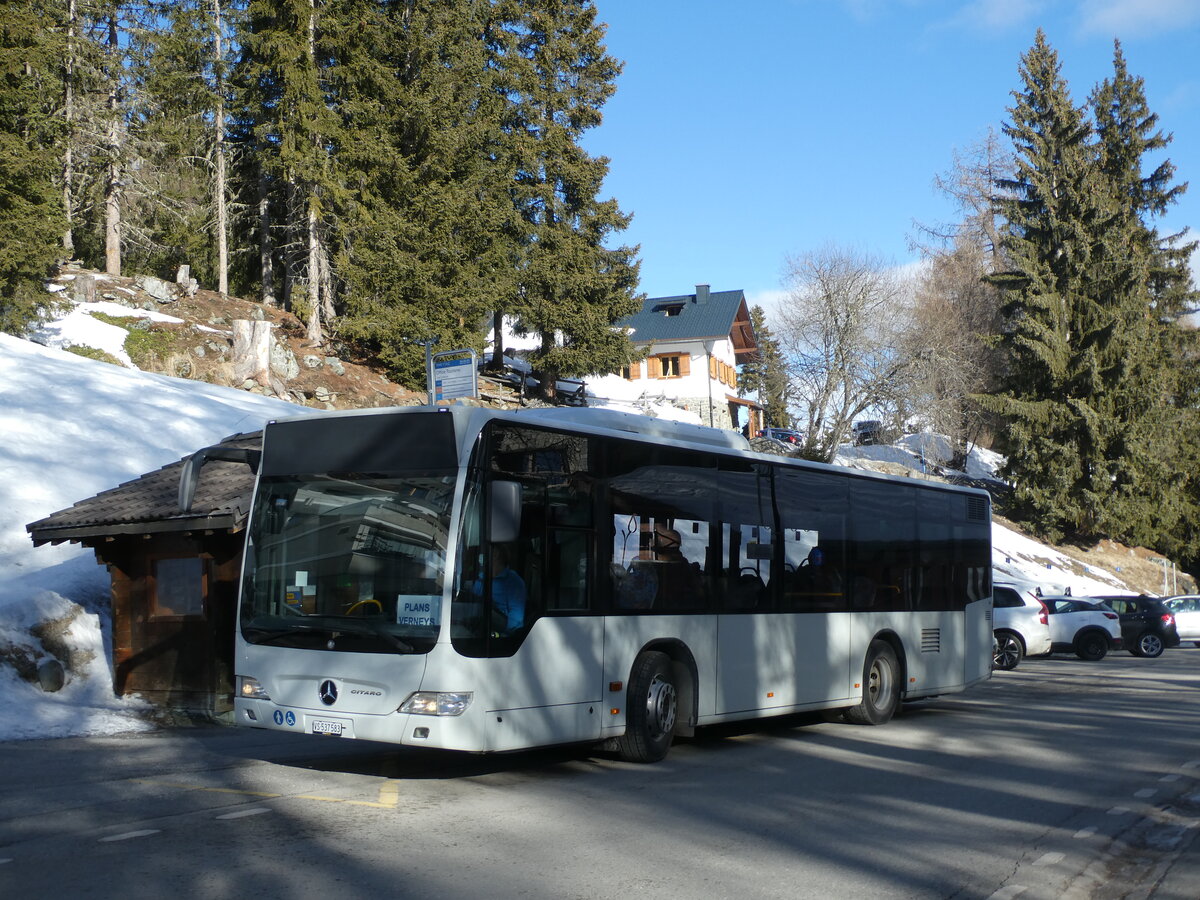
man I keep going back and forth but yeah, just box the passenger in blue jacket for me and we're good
[473,544,526,633]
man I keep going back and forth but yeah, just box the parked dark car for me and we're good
[852,420,883,446]
[1092,594,1181,658]
[760,428,802,445]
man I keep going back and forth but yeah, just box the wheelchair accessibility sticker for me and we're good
[273,710,297,727]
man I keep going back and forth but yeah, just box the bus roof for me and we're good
[264,404,990,503]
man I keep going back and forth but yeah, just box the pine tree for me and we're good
[1091,40,1200,558]
[123,1,239,287]
[738,306,790,429]
[984,30,1121,540]
[235,0,339,341]
[497,0,640,398]
[0,0,67,333]
[332,0,509,387]
[56,0,137,276]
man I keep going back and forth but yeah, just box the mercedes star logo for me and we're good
[318,679,338,706]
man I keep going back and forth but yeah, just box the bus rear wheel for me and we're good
[845,640,900,725]
[616,651,677,763]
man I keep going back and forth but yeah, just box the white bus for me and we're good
[211,406,992,762]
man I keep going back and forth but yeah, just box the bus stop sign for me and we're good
[428,349,478,404]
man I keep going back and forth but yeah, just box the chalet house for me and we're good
[598,284,761,433]
[26,433,261,717]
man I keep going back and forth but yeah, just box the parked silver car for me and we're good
[992,582,1052,669]
[1163,595,1200,647]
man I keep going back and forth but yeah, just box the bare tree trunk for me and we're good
[62,0,77,256]
[488,310,506,371]
[305,203,323,344]
[318,239,334,323]
[303,0,323,346]
[212,0,228,296]
[103,12,121,277]
[231,319,272,385]
[258,163,275,306]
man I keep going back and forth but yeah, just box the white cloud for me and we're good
[938,0,1046,33]
[1077,0,1200,37]
[745,288,792,321]
[968,0,1044,30]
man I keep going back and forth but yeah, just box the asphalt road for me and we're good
[1,650,1198,899]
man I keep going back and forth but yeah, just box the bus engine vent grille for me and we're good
[921,628,942,653]
[967,495,989,522]
[985,607,993,623]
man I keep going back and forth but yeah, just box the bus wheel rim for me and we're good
[869,659,890,706]
[647,675,677,737]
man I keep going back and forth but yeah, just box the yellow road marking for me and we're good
[130,779,399,809]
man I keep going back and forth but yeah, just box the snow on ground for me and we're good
[0,329,304,741]
[29,298,193,368]
[0,314,1139,743]
[838,433,1005,481]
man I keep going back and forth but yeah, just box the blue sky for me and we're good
[584,0,1200,310]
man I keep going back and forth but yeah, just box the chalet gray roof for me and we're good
[618,285,749,344]
[27,432,261,546]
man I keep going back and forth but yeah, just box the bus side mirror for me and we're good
[489,480,522,544]
[178,445,261,513]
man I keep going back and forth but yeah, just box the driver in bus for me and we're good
[472,544,527,634]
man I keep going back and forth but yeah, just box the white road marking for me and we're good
[1073,826,1097,838]
[99,829,160,842]
[1108,807,1131,815]
[1033,852,1065,866]
[988,886,1027,900]
[1135,788,1157,799]
[217,808,271,820]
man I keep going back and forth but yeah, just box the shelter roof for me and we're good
[27,432,260,546]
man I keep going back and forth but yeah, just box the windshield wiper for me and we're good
[326,620,415,653]
[245,620,414,653]
[244,623,333,646]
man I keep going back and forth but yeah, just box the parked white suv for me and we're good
[1041,596,1123,660]
[992,582,1052,669]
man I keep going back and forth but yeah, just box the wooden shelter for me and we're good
[26,433,261,717]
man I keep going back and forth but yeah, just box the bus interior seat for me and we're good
[726,571,763,609]
[614,560,657,609]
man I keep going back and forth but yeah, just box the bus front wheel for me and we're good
[616,651,677,763]
[845,640,900,725]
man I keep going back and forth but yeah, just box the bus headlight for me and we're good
[399,692,473,717]
[239,676,271,701]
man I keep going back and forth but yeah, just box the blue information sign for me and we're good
[430,350,478,402]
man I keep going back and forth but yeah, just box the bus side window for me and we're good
[849,480,916,611]
[611,515,655,610]
[716,460,773,612]
[547,473,593,612]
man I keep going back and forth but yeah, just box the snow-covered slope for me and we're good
[0,332,304,739]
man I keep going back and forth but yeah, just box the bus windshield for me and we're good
[240,473,455,654]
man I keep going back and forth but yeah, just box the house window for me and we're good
[150,557,209,619]
[622,362,642,381]
[647,353,689,379]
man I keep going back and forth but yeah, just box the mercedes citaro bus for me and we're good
[182,406,992,762]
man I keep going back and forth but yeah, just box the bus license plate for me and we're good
[311,720,343,736]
